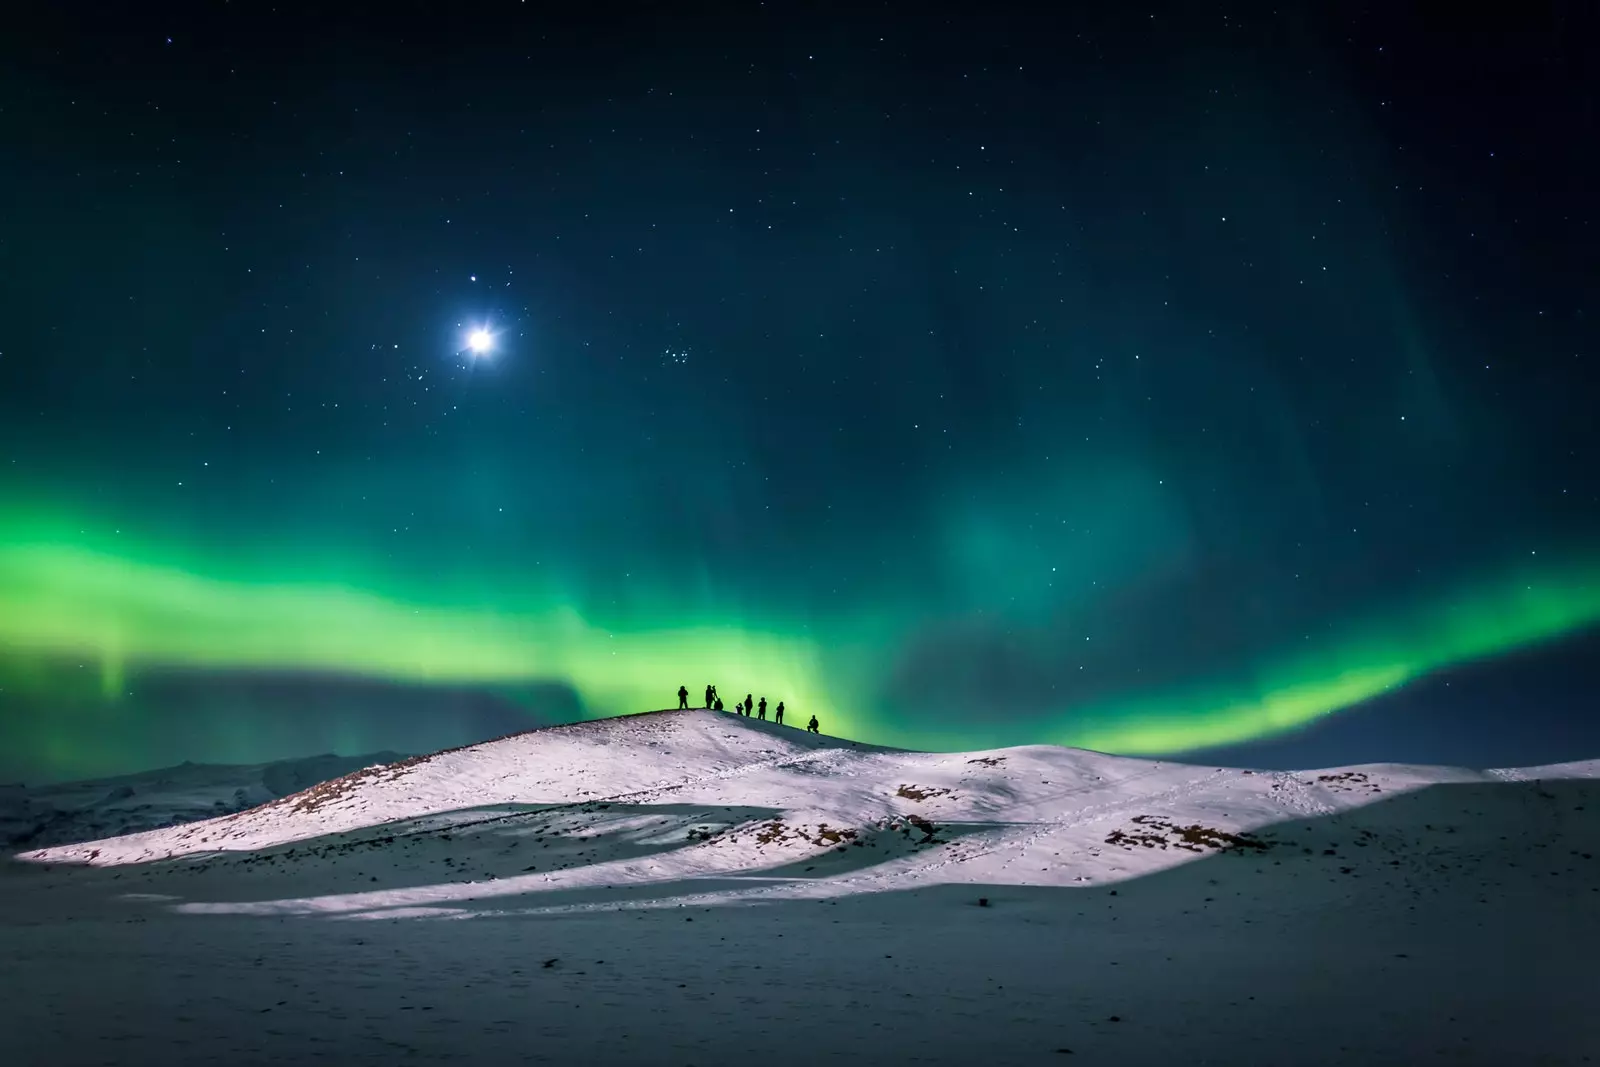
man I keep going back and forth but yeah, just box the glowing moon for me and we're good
[466,328,494,355]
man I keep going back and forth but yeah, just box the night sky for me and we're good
[2,4,1596,782]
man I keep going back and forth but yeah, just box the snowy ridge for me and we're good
[19,709,1598,921]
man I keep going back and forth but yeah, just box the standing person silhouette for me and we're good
[744,693,754,718]
[705,684,716,709]
[677,685,689,709]
[775,701,785,725]
[757,697,767,720]
[807,714,820,734]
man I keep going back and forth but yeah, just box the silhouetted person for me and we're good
[735,702,743,715]
[745,694,754,719]
[757,697,767,720]
[775,701,785,725]
[678,685,689,709]
[807,714,819,734]
[705,684,716,708]
[714,697,724,711]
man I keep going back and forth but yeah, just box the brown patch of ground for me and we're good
[745,820,861,849]
[1313,771,1384,796]
[1105,815,1273,854]
[737,818,956,853]
[896,784,952,802]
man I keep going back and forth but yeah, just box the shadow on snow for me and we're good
[9,777,1597,926]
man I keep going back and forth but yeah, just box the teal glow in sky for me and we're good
[1,7,1596,779]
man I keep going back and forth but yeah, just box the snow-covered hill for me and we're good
[0,750,405,849]
[19,708,1597,910]
[5,709,1597,1065]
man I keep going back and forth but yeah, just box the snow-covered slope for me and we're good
[20,708,1597,913]
[5,708,1598,1065]
[0,750,405,849]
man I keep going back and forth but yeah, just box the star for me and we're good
[465,328,494,356]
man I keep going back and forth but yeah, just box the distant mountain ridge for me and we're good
[0,750,407,848]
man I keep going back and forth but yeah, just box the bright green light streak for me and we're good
[0,535,838,727]
[3,507,1597,760]
[1060,561,1600,754]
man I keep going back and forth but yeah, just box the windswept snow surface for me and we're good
[3,709,1597,1065]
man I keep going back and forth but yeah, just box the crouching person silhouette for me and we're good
[807,715,820,734]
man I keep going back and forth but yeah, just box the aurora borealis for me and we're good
[2,7,1596,780]
[4,513,1599,761]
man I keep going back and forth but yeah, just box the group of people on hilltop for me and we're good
[677,684,819,733]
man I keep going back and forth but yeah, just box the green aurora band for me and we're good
[3,509,1599,765]
[1062,566,1600,754]
[0,531,841,735]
